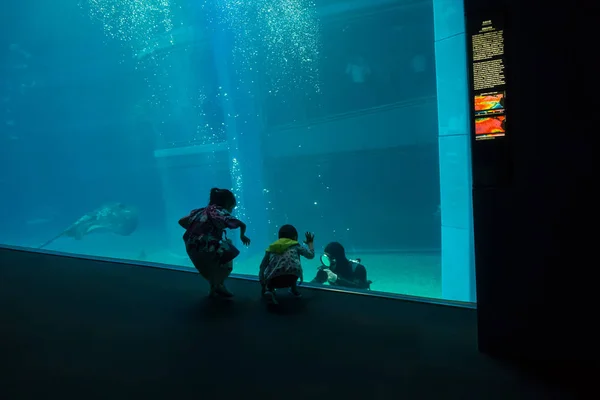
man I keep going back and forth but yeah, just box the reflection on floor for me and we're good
[47,248,442,298]
[7,230,441,298]
[229,251,441,299]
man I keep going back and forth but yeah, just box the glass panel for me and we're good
[0,0,474,303]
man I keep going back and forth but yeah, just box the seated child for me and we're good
[178,188,251,298]
[259,224,315,304]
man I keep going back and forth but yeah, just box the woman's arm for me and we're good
[331,264,369,289]
[332,275,359,287]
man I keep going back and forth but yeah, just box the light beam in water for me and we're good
[205,0,322,96]
[83,0,175,58]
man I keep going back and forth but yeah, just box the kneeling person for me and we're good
[259,225,315,304]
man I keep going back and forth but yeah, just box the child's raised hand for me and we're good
[240,234,251,246]
[304,231,314,244]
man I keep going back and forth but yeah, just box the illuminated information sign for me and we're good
[470,18,506,141]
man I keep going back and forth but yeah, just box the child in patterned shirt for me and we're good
[259,224,315,305]
[179,188,251,298]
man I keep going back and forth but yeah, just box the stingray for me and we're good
[38,202,139,249]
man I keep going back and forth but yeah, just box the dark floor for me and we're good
[0,248,571,399]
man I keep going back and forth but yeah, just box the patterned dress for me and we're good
[183,205,243,265]
[259,239,315,284]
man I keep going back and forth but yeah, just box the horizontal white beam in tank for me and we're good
[264,96,438,158]
[317,0,425,18]
[153,142,229,158]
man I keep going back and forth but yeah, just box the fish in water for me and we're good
[38,202,139,249]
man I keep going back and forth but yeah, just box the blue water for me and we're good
[0,0,475,302]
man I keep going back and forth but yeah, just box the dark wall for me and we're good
[468,0,594,362]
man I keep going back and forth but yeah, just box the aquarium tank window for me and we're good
[0,0,474,303]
